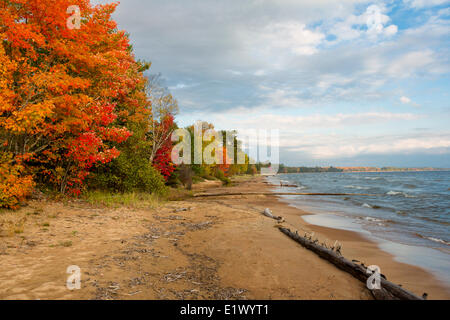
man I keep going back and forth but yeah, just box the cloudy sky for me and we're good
[95,0,450,167]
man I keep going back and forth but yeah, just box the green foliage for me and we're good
[166,170,182,187]
[192,175,205,183]
[214,169,231,186]
[201,174,216,180]
[191,164,206,176]
[246,164,257,175]
[88,151,168,196]
[88,106,168,196]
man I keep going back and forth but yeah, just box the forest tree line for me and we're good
[0,0,254,209]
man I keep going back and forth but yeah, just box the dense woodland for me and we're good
[0,0,255,209]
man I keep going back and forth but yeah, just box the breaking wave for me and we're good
[416,234,450,246]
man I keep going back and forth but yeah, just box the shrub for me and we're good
[88,152,168,196]
[166,170,182,188]
[192,175,205,183]
[0,153,34,209]
[214,169,231,186]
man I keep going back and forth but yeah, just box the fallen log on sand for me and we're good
[262,208,283,221]
[194,192,377,197]
[278,227,425,300]
[279,180,297,187]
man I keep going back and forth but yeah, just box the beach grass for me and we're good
[166,188,194,201]
[82,190,164,209]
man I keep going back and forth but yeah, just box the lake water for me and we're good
[267,171,450,285]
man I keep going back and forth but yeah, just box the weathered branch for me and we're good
[278,227,424,300]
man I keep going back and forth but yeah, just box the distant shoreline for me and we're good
[339,169,450,173]
[278,169,450,173]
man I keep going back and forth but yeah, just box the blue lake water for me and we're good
[267,171,450,285]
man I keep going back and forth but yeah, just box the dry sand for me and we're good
[0,175,448,299]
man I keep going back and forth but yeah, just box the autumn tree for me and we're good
[151,114,177,180]
[146,73,179,163]
[0,0,150,201]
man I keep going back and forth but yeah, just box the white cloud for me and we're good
[387,50,436,77]
[197,111,443,161]
[211,111,421,131]
[438,7,450,16]
[259,87,306,109]
[245,21,325,64]
[226,69,243,76]
[399,95,421,107]
[169,83,189,90]
[297,133,450,158]
[330,4,398,42]
[365,4,397,38]
[358,48,441,80]
[254,70,266,76]
[400,96,412,104]
[384,24,398,36]
[316,74,354,90]
[403,0,450,9]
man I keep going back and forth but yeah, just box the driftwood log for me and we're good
[194,192,377,197]
[279,180,298,187]
[263,208,283,221]
[279,227,424,300]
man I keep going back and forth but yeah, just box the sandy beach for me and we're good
[0,175,448,300]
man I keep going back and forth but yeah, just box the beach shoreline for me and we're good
[0,175,448,299]
[267,171,450,288]
[262,175,450,299]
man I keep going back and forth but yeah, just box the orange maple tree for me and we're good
[217,145,231,176]
[0,0,150,205]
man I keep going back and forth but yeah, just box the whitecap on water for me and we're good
[387,190,402,195]
[386,190,416,198]
[416,233,450,246]
[345,185,369,190]
[426,237,450,246]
